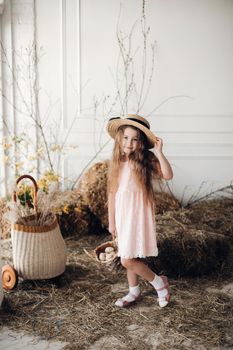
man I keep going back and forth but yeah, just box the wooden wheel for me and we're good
[2,265,18,290]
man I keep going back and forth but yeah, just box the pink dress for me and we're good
[115,161,158,258]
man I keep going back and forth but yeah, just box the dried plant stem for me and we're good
[37,122,54,171]
[185,184,233,208]
[136,1,148,112]
[1,41,55,172]
[170,216,186,231]
[1,38,84,180]
[71,140,110,189]
[146,95,192,117]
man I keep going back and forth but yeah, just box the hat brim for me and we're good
[107,118,157,149]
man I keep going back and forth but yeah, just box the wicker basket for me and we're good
[94,240,118,264]
[11,175,67,280]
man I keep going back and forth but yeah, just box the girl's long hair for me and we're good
[107,125,162,204]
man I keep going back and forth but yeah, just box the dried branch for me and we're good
[146,94,193,117]
[185,183,233,208]
[71,140,110,189]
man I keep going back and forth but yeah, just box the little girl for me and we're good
[107,114,173,308]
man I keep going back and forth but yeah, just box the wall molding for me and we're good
[148,114,233,118]
[0,0,4,15]
[169,155,233,160]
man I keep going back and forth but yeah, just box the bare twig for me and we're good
[185,184,233,208]
[146,95,193,117]
[71,140,110,189]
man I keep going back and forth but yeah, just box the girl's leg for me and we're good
[121,258,170,308]
[127,269,138,287]
[115,269,140,308]
[121,258,154,281]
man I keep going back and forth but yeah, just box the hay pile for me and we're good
[55,190,90,238]
[154,191,181,214]
[0,197,11,239]
[96,226,231,278]
[97,227,231,279]
[1,236,233,350]
[184,199,233,242]
[148,209,232,277]
[79,160,109,228]
[148,218,230,277]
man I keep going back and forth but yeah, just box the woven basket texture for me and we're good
[94,241,117,264]
[11,215,67,279]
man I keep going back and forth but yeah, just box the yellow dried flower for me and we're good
[12,136,24,144]
[37,146,44,157]
[15,162,23,170]
[44,170,60,182]
[62,205,70,214]
[28,154,39,161]
[53,207,62,214]
[3,143,12,150]
[37,179,48,192]
[50,145,62,152]
[3,155,9,163]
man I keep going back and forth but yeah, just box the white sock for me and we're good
[115,285,140,306]
[150,275,167,298]
[122,285,140,302]
[129,285,140,297]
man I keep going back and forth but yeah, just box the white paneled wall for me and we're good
[0,0,233,202]
[0,0,37,196]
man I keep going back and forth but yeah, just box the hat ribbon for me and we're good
[109,117,150,130]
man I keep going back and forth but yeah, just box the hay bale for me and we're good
[104,210,231,277]
[107,227,230,277]
[154,191,181,214]
[185,199,233,242]
[78,160,180,229]
[56,190,104,238]
[58,207,104,238]
[79,160,109,228]
[0,197,11,239]
[146,224,230,277]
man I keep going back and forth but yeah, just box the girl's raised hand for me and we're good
[154,137,163,154]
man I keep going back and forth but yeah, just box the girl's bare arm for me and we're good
[108,192,116,238]
[153,137,173,180]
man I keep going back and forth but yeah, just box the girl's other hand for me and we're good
[108,225,116,240]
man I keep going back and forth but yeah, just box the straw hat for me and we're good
[107,114,157,149]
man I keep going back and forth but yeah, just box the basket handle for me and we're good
[13,174,38,213]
